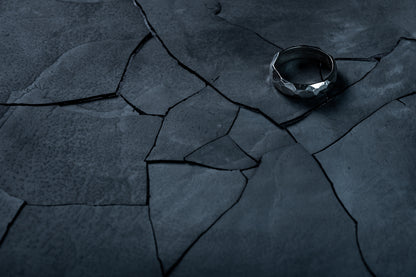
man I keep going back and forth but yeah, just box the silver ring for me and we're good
[270,45,337,98]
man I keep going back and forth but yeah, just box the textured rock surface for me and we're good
[0,0,414,276]
[185,135,257,170]
[228,108,295,159]
[316,100,416,276]
[218,0,415,57]
[0,0,148,106]
[0,205,161,277]
[149,163,246,272]
[147,87,238,160]
[0,98,161,205]
[120,38,205,115]
[0,190,24,242]
[172,144,369,276]
[289,39,416,153]
[137,0,378,125]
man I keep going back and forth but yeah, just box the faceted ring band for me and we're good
[270,45,337,98]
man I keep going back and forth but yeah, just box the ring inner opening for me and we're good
[275,47,333,85]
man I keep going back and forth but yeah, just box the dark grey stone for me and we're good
[228,108,294,160]
[9,40,140,104]
[149,163,246,272]
[185,136,257,170]
[172,144,369,277]
[218,0,414,57]
[147,87,238,160]
[289,39,416,153]
[120,38,205,115]
[0,98,161,205]
[0,189,24,242]
[0,0,147,105]
[0,205,161,277]
[137,0,379,124]
[316,100,416,276]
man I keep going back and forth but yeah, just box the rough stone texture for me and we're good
[289,39,416,153]
[120,38,205,115]
[149,163,246,272]
[218,0,415,57]
[0,0,414,276]
[0,189,24,242]
[172,144,369,277]
[229,108,295,160]
[138,0,378,125]
[8,39,140,104]
[185,135,257,170]
[0,0,148,106]
[316,100,416,276]
[0,205,161,277]
[147,87,238,160]
[0,98,161,205]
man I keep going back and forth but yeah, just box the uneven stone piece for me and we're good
[149,163,246,272]
[0,189,24,242]
[316,100,416,276]
[229,108,294,159]
[120,38,205,115]
[9,39,140,104]
[289,39,416,153]
[218,0,414,57]
[0,0,147,106]
[185,136,257,170]
[0,206,161,277]
[137,0,379,124]
[147,87,238,160]
[172,144,369,277]
[0,98,161,205]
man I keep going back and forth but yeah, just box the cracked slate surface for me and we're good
[0,0,415,276]
[316,99,416,276]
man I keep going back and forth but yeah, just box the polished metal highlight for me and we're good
[270,45,337,98]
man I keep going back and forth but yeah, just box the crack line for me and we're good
[165,171,249,276]
[133,0,283,129]
[312,156,376,277]
[0,202,26,248]
[313,91,416,155]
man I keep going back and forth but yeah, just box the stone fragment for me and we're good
[149,163,246,272]
[0,205,161,276]
[229,108,294,159]
[172,144,369,276]
[0,0,148,106]
[120,38,205,115]
[289,39,416,153]
[316,100,416,276]
[185,136,257,170]
[0,98,161,205]
[147,87,238,160]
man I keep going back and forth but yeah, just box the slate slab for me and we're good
[218,0,414,57]
[316,100,416,276]
[228,108,294,160]
[172,144,369,277]
[289,39,416,153]
[185,135,257,170]
[137,0,379,124]
[0,189,24,243]
[0,0,148,106]
[0,205,161,277]
[8,39,141,104]
[149,163,246,272]
[0,98,161,205]
[147,87,238,160]
[120,38,205,115]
